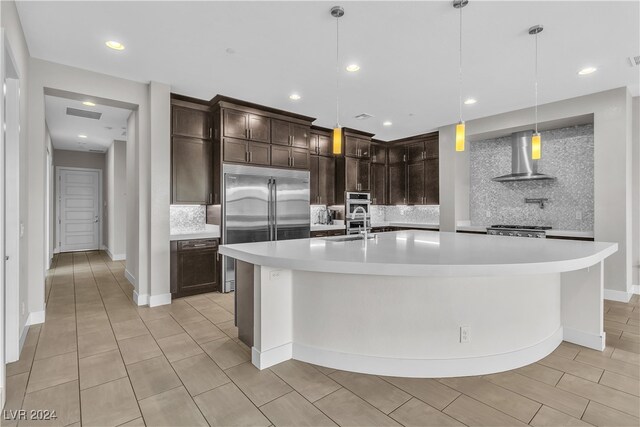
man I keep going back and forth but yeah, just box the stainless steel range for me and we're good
[486,225,551,238]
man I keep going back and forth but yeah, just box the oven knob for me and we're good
[508,232,514,236]
[527,233,533,238]
[499,232,503,236]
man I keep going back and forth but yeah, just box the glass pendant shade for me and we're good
[531,132,541,160]
[455,121,465,152]
[332,127,342,155]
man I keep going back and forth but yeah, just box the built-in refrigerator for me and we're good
[222,164,310,292]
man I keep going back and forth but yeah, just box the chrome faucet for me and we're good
[350,206,367,219]
[351,206,368,240]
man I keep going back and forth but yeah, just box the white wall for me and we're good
[126,111,139,289]
[632,96,639,291]
[105,140,126,260]
[440,87,634,298]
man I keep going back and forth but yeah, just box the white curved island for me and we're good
[219,230,617,378]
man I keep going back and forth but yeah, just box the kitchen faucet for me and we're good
[351,206,368,240]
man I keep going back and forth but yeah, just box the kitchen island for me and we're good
[219,230,617,378]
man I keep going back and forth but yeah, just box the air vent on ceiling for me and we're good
[66,107,102,120]
[89,149,104,153]
[628,55,640,67]
[354,113,374,120]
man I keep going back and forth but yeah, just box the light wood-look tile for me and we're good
[538,354,604,382]
[200,337,249,369]
[599,370,640,396]
[156,332,203,362]
[172,353,230,397]
[138,386,208,427]
[270,360,341,402]
[111,318,149,341]
[3,372,29,427]
[529,405,592,426]
[126,355,182,400]
[389,397,464,427]
[194,382,271,427]
[382,377,460,411]
[144,316,184,340]
[315,388,401,427]
[27,352,78,393]
[329,370,412,414]
[118,334,163,365]
[79,349,127,390]
[225,362,293,406]
[21,380,80,427]
[80,377,141,427]
[581,401,640,427]
[78,328,118,358]
[557,373,640,417]
[443,395,528,426]
[513,362,564,386]
[261,391,338,427]
[180,319,226,344]
[575,349,640,379]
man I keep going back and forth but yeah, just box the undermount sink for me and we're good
[322,234,377,242]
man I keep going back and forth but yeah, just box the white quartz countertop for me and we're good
[219,230,617,277]
[170,224,220,241]
[310,223,345,232]
[456,225,594,239]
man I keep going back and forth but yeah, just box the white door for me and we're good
[58,168,101,252]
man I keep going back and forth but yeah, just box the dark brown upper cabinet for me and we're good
[407,161,425,205]
[425,158,439,205]
[371,163,387,205]
[344,136,370,159]
[172,137,213,204]
[223,109,270,142]
[344,157,370,192]
[310,155,336,205]
[309,130,332,156]
[271,145,309,169]
[371,144,387,164]
[388,163,406,205]
[407,141,426,163]
[271,119,310,148]
[222,137,270,166]
[388,145,406,164]
[172,106,212,140]
[424,137,439,159]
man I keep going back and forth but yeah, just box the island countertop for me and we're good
[219,230,617,277]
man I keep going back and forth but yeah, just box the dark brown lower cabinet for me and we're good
[310,229,345,238]
[170,239,221,298]
[371,163,386,205]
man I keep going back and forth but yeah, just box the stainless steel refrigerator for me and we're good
[222,164,310,292]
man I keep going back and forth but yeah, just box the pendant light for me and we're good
[453,0,468,152]
[331,6,344,155]
[529,24,543,160]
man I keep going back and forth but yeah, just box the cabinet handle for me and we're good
[373,155,376,163]
[216,252,220,261]
[215,193,219,204]
[292,156,295,167]
[209,128,212,139]
[403,154,407,162]
[193,243,207,247]
[249,151,253,162]
[245,151,248,162]
[245,128,249,139]
[209,193,213,204]
[291,135,295,145]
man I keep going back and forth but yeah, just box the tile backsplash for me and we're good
[170,205,206,233]
[371,205,440,224]
[470,124,594,231]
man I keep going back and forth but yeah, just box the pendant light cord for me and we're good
[534,31,539,134]
[458,3,463,123]
[336,15,340,128]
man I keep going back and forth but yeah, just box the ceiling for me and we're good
[45,95,131,152]
[19,1,640,141]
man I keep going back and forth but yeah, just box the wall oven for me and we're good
[345,192,371,235]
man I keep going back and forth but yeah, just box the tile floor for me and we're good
[3,251,639,426]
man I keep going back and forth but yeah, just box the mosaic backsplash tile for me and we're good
[371,205,440,224]
[470,124,594,231]
[170,205,206,233]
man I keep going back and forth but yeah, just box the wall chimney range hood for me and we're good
[492,131,556,182]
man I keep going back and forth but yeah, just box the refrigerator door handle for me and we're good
[267,178,272,241]
[272,179,278,241]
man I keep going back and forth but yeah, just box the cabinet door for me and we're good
[222,138,248,163]
[310,155,319,204]
[344,136,359,157]
[388,146,406,164]
[176,248,219,296]
[371,145,387,164]
[291,124,310,148]
[318,155,335,205]
[371,163,386,205]
[172,137,208,204]
[407,141,425,163]
[271,119,291,146]
[357,160,370,191]
[358,141,371,159]
[248,141,271,165]
[388,163,406,205]
[345,157,359,191]
[270,145,291,168]
[424,138,439,159]
[425,158,439,205]
[172,106,211,140]
[407,161,425,204]
[223,109,249,139]
[318,134,332,156]
[309,133,319,154]
[291,147,309,169]
[248,114,270,142]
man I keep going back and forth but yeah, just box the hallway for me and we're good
[2,251,639,426]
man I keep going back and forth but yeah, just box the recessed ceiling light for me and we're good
[78,134,87,138]
[345,64,360,72]
[225,47,236,54]
[383,121,392,126]
[464,98,477,105]
[578,66,597,75]
[82,101,96,107]
[289,93,301,100]
[105,41,125,51]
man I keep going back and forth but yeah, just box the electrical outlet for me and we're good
[575,211,582,220]
[269,270,282,280]
[20,223,24,238]
[485,211,491,218]
[460,326,470,343]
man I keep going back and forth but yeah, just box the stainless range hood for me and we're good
[492,130,556,182]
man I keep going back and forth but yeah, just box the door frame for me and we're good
[55,166,103,253]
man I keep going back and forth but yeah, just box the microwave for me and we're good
[345,192,371,218]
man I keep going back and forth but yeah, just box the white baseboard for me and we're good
[287,328,563,378]
[27,310,46,326]
[149,293,172,307]
[105,247,125,261]
[632,285,640,295]
[604,288,632,302]
[133,291,149,306]
[252,343,293,369]
[125,269,136,286]
[563,328,605,351]
[18,321,29,353]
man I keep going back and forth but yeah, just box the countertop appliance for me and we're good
[345,192,371,235]
[486,224,551,238]
[223,164,310,292]
[492,131,556,182]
